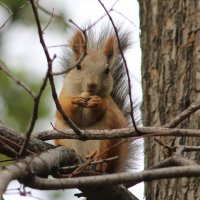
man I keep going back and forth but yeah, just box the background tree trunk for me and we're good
[139,0,200,199]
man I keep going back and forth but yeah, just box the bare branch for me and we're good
[0,146,83,197]
[37,4,69,27]
[18,69,49,156]
[22,166,200,189]
[164,100,200,128]
[112,9,138,28]
[0,125,54,158]
[47,44,69,48]
[0,2,13,29]
[84,0,119,31]
[149,156,199,170]
[18,0,86,157]
[97,0,139,133]
[0,14,12,29]
[0,159,13,163]
[0,138,18,157]
[0,133,36,156]
[42,8,54,32]
[52,19,88,76]
[59,156,118,175]
[0,61,35,98]
[0,1,32,30]
[30,0,85,139]
[26,176,138,200]
[33,126,200,141]
[180,145,200,152]
[0,125,138,199]
[3,125,200,199]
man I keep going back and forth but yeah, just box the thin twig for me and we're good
[97,0,139,134]
[0,61,35,98]
[26,0,85,142]
[0,2,12,13]
[68,159,93,178]
[0,140,17,156]
[17,0,58,157]
[148,155,199,170]
[164,100,200,128]
[112,9,138,28]
[84,0,119,31]
[58,156,119,178]
[59,156,118,173]
[19,1,30,9]
[0,14,12,29]
[0,2,13,29]
[0,134,36,155]
[51,19,88,76]
[163,100,200,149]
[42,8,54,32]
[18,69,50,156]
[0,159,13,163]
[17,1,59,157]
[37,4,69,27]
[154,138,174,153]
[175,145,200,153]
[91,156,119,165]
[47,44,69,48]
[0,0,32,30]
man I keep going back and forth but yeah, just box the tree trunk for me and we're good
[139,0,200,199]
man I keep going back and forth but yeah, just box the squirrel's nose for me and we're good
[87,82,97,91]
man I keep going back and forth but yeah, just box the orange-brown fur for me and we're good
[55,29,129,173]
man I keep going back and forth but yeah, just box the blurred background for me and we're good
[0,0,143,199]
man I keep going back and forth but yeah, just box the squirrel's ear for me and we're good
[70,31,85,60]
[102,36,116,65]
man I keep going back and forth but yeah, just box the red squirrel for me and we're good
[55,26,132,173]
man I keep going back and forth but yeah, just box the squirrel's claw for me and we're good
[71,97,87,107]
[86,95,102,108]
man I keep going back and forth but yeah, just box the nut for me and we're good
[80,91,91,99]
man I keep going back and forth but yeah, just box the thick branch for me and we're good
[81,185,139,200]
[0,125,53,158]
[0,125,138,200]
[22,166,200,189]
[2,125,200,199]
[26,177,138,200]
[34,126,200,141]
[2,124,200,158]
[0,146,83,196]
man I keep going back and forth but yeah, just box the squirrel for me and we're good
[54,25,135,173]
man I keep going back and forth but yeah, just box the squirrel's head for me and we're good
[64,30,119,97]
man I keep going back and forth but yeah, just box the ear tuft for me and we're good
[102,36,116,64]
[70,31,85,60]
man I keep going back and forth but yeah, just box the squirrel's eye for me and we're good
[77,64,81,70]
[105,67,110,74]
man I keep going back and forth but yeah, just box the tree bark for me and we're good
[139,0,200,199]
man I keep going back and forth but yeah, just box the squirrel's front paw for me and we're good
[86,95,103,109]
[71,96,87,107]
